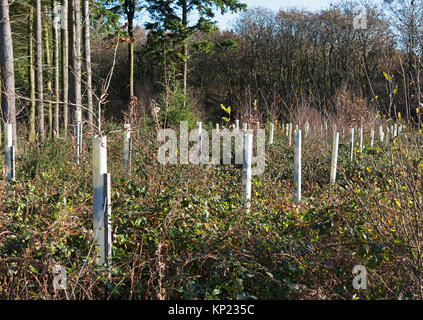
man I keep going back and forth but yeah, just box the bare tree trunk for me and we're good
[68,0,75,123]
[73,0,82,123]
[84,0,93,129]
[35,0,45,141]
[124,0,135,101]
[128,16,134,98]
[62,0,69,135]
[0,0,17,147]
[29,6,36,142]
[182,0,187,108]
[43,4,53,139]
[53,0,59,137]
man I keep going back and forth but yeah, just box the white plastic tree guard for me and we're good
[92,135,111,266]
[4,124,15,182]
[359,127,363,153]
[294,130,302,203]
[242,133,253,210]
[330,131,339,184]
[196,122,202,156]
[75,121,83,165]
[349,128,354,162]
[123,123,131,179]
[370,129,375,147]
[288,123,293,146]
[269,123,274,145]
[379,125,383,142]
[235,120,240,133]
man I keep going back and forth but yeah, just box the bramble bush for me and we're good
[0,122,422,299]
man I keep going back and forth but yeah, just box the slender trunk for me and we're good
[43,4,53,139]
[0,0,17,147]
[0,73,1,146]
[36,0,45,141]
[72,0,82,123]
[84,0,93,128]
[53,0,59,137]
[182,0,187,108]
[62,0,69,135]
[128,17,134,98]
[68,0,75,123]
[29,7,36,141]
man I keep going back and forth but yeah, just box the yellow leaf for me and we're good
[398,112,401,120]
[393,87,397,94]
[395,200,401,208]
[383,72,390,81]
[417,108,419,114]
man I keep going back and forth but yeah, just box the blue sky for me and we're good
[136,0,336,30]
[214,0,335,29]
[136,1,385,31]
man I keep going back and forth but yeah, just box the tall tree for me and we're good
[69,0,82,124]
[53,0,60,137]
[35,0,45,141]
[84,0,93,128]
[62,0,69,135]
[146,0,246,107]
[123,0,136,98]
[28,6,36,141]
[0,0,17,146]
[73,0,82,123]
[105,0,144,107]
[43,4,53,138]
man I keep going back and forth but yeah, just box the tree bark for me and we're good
[124,0,135,99]
[35,0,45,141]
[43,4,53,139]
[68,0,75,123]
[53,0,60,137]
[73,0,82,123]
[84,0,93,128]
[28,6,36,142]
[182,0,188,108]
[62,0,69,135]
[0,0,17,147]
